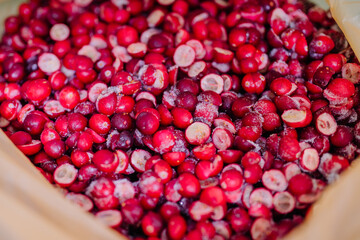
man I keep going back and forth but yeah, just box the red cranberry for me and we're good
[178,172,201,198]
[89,114,111,135]
[59,86,80,110]
[68,113,87,132]
[44,140,65,159]
[167,215,187,240]
[136,112,160,135]
[288,173,313,196]
[117,26,139,47]
[330,125,354,147]
[23,113,47,136]
[171,107,193,129]
[220,169,243,191]
[93,150,118,173]
[278,137,301,162]
[139,170,164,198]
[21,79,51,103]
[141,212,164,237]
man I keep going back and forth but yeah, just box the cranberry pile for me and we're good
[1,0,360,239]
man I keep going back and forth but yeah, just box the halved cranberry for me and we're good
[54,163,78,187]
[93,150,118,173]
[185,122,211,145]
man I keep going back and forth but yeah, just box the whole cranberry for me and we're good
[141,212,164,237]
[89,114,111,135]
[111,114,133,131]
[59,86,80,110]
[44,140,65,159]
[23,113,47,135]
[68,113,87,132]
[117,26,139,47]
[136,112,160,135]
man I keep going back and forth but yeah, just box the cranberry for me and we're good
[200,74,224,94]
[309,35,335,54]
[175,92,198,111]
[10,131,32,146]
[21,79,51,103]
[141,212,164,237]
[313,66,335,87]
[136,112,160,135]
[71,150,91,167]
[117,26,139,47]
[59,86,80,110]
[111,114,133,131]
[167,215,187,240]
[152,129,175,153]
[278,137,301,162]
[171,107,193,129]
[139,170,164,198]
[262,169,288,192]
[121,199,144,225]
[244,164,263,184]
[288,173,313,196]
[270,77,293,96]
[67,113,87,132]
[23,113,47,136]
[324,78,355,103]
[44,140,65,159]
[273,191,295,214]
[93,150,118,173]
[89,114,111,135]
[220,169,243,191]
[232,97,253,118]
[178,172,200,198]
[174,44,196,67]
[54,163,78,187]
[330,125,354,147]
[226,207,251,233]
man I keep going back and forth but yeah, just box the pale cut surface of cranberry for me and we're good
[54,163,78,187]
[95,209,123,228]
[315,112,338,136]
[262,169,288,192]
[281,108,312,128]
[173,44,195,67]
[273,191,295,214]
[185,122,211,145]
[200,73,224,94]
[300,148,320,172]
[38,53,61,74]
[65,192,94,212]
[50,23,70,41]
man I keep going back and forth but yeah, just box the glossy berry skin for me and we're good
[136,112,160,135]
[59,86,80,110]
[241,73,266,94]
[92,150,118,173]
[178,172,201,198]
[89,114,111,135]
[167,215,187,240]
[141,212,164,237]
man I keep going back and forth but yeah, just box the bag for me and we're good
[0,0,359,239]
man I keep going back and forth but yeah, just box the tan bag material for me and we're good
[0,0,359,239]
